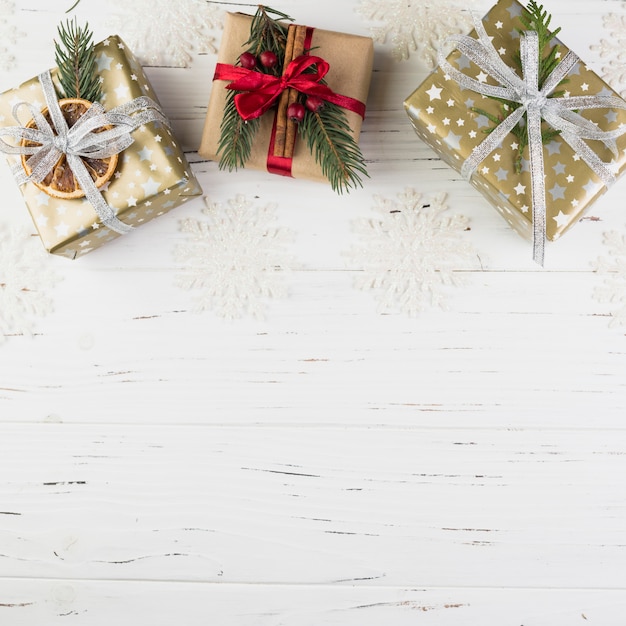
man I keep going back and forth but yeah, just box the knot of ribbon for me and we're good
[0,70,170,235]
[214,54,366,121]
[438,16,626,265]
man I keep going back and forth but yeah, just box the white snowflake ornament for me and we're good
[591,12,626,96]
[593,230,626,328]
[107,0,223,67]
[0,223,60,343]
[0,1,24,72]
[356,0,474,66]
[173,195,296,320]
[346,189,476,316]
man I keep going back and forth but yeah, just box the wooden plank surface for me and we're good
[2,0,626,624]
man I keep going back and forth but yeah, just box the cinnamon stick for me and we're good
[283,25,308,160]
[273,25,297,158]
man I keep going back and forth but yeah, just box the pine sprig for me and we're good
[218,92,260,171]
[217,6,291,171]
[245,5,291,68]
[54,18,102,102]
[472,1,567,173]
[298,100,368,194]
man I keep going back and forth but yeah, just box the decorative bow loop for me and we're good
[214,54,365,121]
[438,16,626,264]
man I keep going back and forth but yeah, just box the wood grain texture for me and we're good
[2,1,626,624]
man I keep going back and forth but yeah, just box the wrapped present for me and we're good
[199,8,374,193]
[404,0,626,264]
[0,33,202,259]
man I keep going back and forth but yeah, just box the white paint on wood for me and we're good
[1,1,626,624]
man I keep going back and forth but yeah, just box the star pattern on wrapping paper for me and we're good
[593,229,626,328]
[345,189,477,316]
[173,195,297,320]
[106,0,223,67]
[405,0,625,241]
[355,0,475,66]
[8,49,198,256]
[0,222,61,343]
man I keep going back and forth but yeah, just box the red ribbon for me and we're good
[213,54,366,122]
[214,28,366,178]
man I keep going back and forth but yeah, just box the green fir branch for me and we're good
[245,5,291,70]
[298,100,368,194]
[217,5,292,170]
[54,18,102,102]
[217,91,260,171]
[474,1,568,173]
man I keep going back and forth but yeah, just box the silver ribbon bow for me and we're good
[0,70,170,235]
[438,16,626,265]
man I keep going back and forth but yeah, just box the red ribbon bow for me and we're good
[214,55,366,121]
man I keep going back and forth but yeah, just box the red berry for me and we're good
[239,52,257,69]
[287,102,306,123]
[305,95,325,112]
[259,50,278,69]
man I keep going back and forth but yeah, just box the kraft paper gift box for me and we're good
[199,11,374,186]
[404,0,626,261]
[0,36,202,258]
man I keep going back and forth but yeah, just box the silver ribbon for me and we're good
[438,17,626,265]
[0,70,170,235]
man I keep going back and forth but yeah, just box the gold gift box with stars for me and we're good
[0,36,201,259]
[404,0,626,246]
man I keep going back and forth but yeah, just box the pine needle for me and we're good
[54,18,102,102]
[217,5,369,193]
[298,101,368,194]
[473,2,567,173]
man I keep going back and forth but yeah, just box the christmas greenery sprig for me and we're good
[217,6,290,172]
[297,93,369,194]
[217,5,368,194]
[471,1,567,173]
[54,18,102,103]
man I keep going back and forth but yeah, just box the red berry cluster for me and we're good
[287,95,324,123]
[238,50,277,70]
[238,51,326,123]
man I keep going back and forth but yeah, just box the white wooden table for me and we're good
[2,0,626,623]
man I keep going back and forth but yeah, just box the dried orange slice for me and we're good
[20,98,118,200]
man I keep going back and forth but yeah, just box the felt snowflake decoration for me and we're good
[591,12,626,95]
[346,189,476,316]
[0,1,24,72]
[107,0,223,67]
[0,223,60,342]
[593,230,626,328]
[355,0,473,66]
[173,195,296,319]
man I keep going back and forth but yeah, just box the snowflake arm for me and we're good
[591,13,626,96]
[107,0,223,67]
[355,0,473,66]
[0,1,25,72]
[0,223,61,342]
[346,188,476,316]
[593,230,626,328]
[173,195,296,319]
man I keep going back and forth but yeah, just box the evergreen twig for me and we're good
[472,1,567,173]
[54,18,102,102]
[217,6,290,171]
[298,100,368,194]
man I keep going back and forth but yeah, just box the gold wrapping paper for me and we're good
[0,36,202,258]
[404,0,626,243]
[199,12,374,184]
